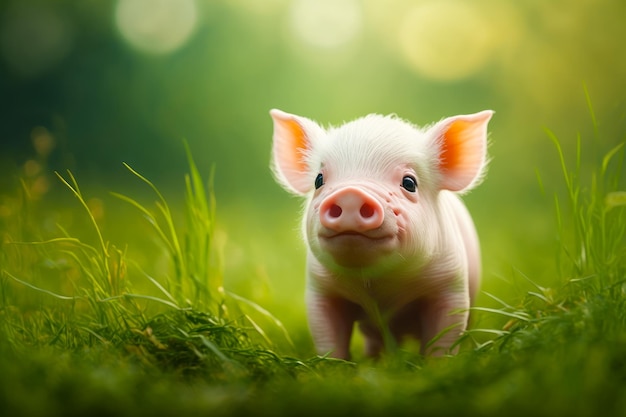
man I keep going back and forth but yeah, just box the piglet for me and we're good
[270,108,493,358]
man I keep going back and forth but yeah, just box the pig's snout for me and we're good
[319,187,384,233]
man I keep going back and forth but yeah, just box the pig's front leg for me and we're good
[418,292,470,356]
[306,288,359,360]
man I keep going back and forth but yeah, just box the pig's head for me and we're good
[270,109,493,275]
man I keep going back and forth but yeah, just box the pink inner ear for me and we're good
[438,111,492,192]
[271,109,315,195]
[280,118,309,175]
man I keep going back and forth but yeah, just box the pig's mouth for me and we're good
[317,231,397,268]
[320,231,392,242]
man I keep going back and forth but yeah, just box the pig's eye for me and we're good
[401,175,417,193]
[314,173,324,189]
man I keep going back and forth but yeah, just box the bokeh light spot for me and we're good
[398,0,494,81]
[288,0,363,50]
[114,0,198,55]
[23,160,42,178]
[30,176,50,199]
[0,3,73,78]
[31,126,56,158]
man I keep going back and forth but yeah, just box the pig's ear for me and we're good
[270,109,324,195]
[429,110,493,192]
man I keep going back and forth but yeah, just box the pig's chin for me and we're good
[317,232,398,269]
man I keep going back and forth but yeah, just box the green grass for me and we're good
[1,121,625,416]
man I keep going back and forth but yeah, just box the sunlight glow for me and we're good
[288,0,363,49]
[398,0,494,81]
[114,0,198,55]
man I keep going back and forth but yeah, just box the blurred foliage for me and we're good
[1,0,625,188]
[1,0,626,334]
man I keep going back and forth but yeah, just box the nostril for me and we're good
[320,188,385,232]
[360,203,375,218]
[328,204,342,218]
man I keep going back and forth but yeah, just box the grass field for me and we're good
[1,125,625,416]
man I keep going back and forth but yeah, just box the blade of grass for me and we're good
[469,307,531,322]
[120,162,186,294]
[226,290,295,350]
[55,171,109,276]
[583,82,598,138]
[109,192,174,253]
[100,294,183,311]
[126,259,180,307]
[4,270,76,301]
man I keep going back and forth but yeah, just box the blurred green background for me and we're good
[1,0,625,347]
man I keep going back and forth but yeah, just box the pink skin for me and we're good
[270,108,493,359]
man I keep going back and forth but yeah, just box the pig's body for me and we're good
[270,110,493,358]
[306,191,480,358]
